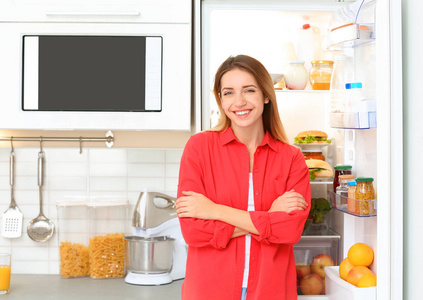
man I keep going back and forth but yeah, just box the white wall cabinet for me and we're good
[0,0,192,131]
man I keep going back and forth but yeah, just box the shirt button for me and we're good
[251,256,256,261]
[254,169,259,173]
[250,280,254,285]
[255,192,259,196]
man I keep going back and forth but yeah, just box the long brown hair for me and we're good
[210,55,289,143]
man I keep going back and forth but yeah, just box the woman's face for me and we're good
[219,68,269,133]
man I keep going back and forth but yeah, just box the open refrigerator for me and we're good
[194,0,403,299]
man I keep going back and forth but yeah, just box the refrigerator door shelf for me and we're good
[328,23,375,49]
[325,266,376,300]
[329,111,377,129]
[329,190,377,217]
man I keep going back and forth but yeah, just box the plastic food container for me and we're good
[303,150,325,161]
[56,199,90,278]
[294,230,340,296]
[309,60,334,90]
[87,199,129,279]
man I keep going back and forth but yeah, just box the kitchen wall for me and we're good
[0,146,184,274]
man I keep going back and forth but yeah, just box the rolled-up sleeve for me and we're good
[250,147,311,245]
[177,136,235,249]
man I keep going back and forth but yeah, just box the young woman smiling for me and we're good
[176,55,311,300]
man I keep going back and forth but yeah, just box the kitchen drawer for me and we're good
[0,0,191,24]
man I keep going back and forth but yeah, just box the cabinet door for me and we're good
[0,22,191,130]
[0,0,191,24]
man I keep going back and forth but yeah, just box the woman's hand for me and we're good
[176,191,218,220]
[268,189,308,214]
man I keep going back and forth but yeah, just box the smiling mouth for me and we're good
[234,110,251,116]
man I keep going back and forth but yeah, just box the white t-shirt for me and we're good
[242,173,255,288]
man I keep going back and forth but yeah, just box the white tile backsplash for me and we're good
[0,147,182,275]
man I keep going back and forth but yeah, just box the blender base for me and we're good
[125,271,173,285]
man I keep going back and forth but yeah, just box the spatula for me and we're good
[1,145,23,238]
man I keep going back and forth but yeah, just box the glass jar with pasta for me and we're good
[56,199,90,278]
[87,199,130,279]
[355,177,376,216]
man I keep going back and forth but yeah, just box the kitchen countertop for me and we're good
[5,275,183,300]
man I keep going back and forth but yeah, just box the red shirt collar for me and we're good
[220,127,278,152]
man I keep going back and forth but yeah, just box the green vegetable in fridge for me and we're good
[309,197,332,224]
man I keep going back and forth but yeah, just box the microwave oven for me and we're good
[0,2,191,131]
[23,35,163,112]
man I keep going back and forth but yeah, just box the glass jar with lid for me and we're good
[309,60,334,90]
[333,165,352,192]
[335,174,355,210]
[355,177,376,216]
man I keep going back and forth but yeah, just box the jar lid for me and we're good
[311,60,334,65]
[334,165,352,170]
[86,199,129,207]
[56,199,89,207]
[339,174,355,179]
[348,181,357,186]
[356,177,374,182]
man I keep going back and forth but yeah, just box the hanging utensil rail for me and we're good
[0,130,114,150]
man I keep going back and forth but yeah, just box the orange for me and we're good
[339,257,354,281]
[357,273,377,288]
[348,243,374,267]
[346,266,375,286]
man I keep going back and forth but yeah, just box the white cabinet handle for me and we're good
[45,11,140,17]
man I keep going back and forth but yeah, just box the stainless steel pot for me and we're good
[124,236,175,274]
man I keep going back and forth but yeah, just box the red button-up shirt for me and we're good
[177,128,311,300]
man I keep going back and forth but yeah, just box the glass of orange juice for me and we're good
[0,254,11,295]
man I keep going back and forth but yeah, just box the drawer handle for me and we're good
[45,11,140,17]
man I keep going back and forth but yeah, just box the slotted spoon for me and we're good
[1,144,23,238]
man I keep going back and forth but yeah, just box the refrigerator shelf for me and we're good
[329,111,376,129]
[329,190,377,217]
[310,179,333,185]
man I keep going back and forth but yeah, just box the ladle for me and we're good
[27,139,55,242]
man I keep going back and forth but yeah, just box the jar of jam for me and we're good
[355,177,375,216]
[303,151,325,161]
[333,165,352,192]
[309,60,334,90]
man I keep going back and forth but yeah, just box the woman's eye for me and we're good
[223,91,233,96]
[245,89,255,93]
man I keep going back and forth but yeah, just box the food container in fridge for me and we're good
[56,199,89,278]
[87,198,130,279]
[295,228,340,295]
[325,266,376,300]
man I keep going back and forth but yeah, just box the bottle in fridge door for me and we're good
[330,55,354,113]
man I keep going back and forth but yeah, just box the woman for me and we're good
[176,55,311,300]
